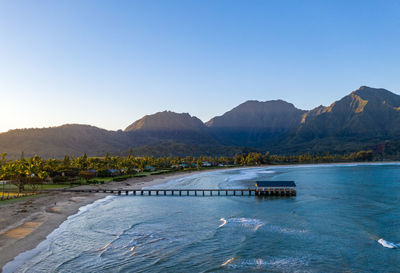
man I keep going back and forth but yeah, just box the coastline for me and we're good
[0,170,203,271]
[1,161,399,271]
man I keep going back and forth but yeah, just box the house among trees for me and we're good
[145,165,156,172]
[202,161,212,167]
[108,169,121,176]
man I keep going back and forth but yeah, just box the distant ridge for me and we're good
[125,111,207,132]
[206,100,306,148]
[1,86,400,158]
[206,99,305,130]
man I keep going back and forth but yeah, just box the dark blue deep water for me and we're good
[4,163,400,272]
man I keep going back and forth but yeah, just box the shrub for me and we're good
[113,177,128,182]
[52,175,68,183]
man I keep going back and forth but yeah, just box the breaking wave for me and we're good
[257,170,276,174]
[378,238,399,249]
[217,218,264,231]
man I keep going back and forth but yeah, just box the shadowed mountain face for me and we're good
[124,111,219,147]
[206,100,306,148]
[1,86,400,157]
[206,100,305,130]
[125,111,207,132]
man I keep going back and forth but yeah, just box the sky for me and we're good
[1,0,400,133]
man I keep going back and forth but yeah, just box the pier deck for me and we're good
[62,188,296,197]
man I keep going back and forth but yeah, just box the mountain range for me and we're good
[2,86,400,158]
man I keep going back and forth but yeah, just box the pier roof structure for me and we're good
[255,181,296,188]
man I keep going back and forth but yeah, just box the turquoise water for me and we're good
[4,163,400,272]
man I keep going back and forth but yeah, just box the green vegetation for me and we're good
[0,193,40,205]
[0,150,376,198]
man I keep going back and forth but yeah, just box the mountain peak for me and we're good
[206,99,305,129]
[349,86,400,108]
[125,111,206,132]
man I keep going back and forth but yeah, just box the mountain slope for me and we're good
[281,86,400,153]
[0,124,130,158]
[1,86,400,157]
[206,100,306,148]
[125,111,219,146]
[125,111,206,132]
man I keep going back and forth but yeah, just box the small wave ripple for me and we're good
[221,257,309,269]
[217,218,264,231]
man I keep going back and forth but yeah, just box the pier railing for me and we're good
[62,188,296,197]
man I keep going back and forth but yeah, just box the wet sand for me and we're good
[0,170,199,271]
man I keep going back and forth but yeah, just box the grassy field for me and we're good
[76,170,175,184]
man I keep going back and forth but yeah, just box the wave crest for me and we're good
[217,217,264,231]
[378,238,399,249]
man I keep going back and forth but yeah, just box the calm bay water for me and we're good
[4,163,400,272]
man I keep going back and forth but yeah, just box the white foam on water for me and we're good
[266,225,308,235]
[225,169,259,182]
[221,257,235,266]
[257,170,276,174]
[227,258,267,269]
[218,218,227,229]
[2,195,117,273]
[225,257,309,269]
[378,238,398,249]
[73,195,117,218]
[254,223,264,231]
[143,171,216,189]
[217,217,264,231]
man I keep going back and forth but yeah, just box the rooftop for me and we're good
[255,181,296,188]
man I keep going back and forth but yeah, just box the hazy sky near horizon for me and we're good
[1,0,400,133]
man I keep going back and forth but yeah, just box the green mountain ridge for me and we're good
[1,86,400,158]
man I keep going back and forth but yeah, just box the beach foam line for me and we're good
[378,238,399,249]
[2,195,115,273]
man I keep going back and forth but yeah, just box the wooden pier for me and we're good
[62,188,296,197]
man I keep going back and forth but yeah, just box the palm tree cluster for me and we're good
[0,150,374,192]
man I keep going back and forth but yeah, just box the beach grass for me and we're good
[0,193,39,204]
[1,184,67,190]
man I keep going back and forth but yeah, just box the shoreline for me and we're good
[1,161,399,271]
[0,170,206,271]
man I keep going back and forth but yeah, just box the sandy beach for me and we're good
[0,170,198,271]
[1,163,373,271]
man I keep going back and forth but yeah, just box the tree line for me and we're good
[0,150,374,192]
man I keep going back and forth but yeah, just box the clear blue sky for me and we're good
[1,0,399,133]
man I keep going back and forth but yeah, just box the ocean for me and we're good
[4,163,400,272]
